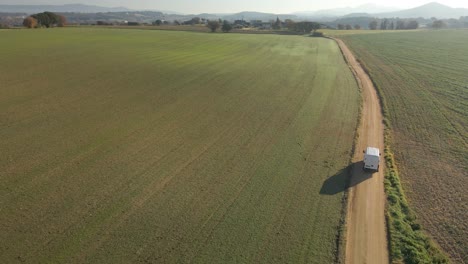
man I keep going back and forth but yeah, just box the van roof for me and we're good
[366,147,380,156]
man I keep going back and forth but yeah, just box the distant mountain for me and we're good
[0,4,131,14]
[194,13,223,20]
[144,9,186,15]
[295,3,399,18]
[221,11,297,21]
[2,1,467,24]
[341,13,372,18]
[375,2,468,18]
[325,16,377,29]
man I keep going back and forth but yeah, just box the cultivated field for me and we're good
[0,29,359,263]
[340,30,468,263]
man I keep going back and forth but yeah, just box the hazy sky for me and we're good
[3,0,468,13]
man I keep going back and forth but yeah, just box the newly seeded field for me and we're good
[341,30,468,263]
[0,29,359,263]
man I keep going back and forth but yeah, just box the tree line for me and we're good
[203,18,322,34]
[337,24,361,30]
[430,16,468,29]
[334,16,468,30]
[368,18,419,30]
[23,12,66,28]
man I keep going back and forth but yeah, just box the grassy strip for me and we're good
[356,58,450,264]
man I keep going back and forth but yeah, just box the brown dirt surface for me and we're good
[333,38,389,264]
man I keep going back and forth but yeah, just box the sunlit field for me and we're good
[341,29,468,263]
[0,28,359,263]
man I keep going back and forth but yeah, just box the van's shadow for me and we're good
[319,161,373,195]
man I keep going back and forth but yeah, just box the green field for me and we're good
[0,29,359,263]
[340,30,467,263]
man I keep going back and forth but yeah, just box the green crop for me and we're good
[0,28,359,263]
[341,30,467,263]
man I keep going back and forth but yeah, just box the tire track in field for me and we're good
[332,38,389,264]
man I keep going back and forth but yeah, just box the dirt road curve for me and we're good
[333,38,389,264]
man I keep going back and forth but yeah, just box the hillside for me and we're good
[0,4,130,13]
[2,2,468,22]
[222,11,297,21]
[295,4,399,18]
[376,2,468,18]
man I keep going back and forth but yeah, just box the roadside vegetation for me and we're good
[340,30,467,263]
[0,28,359,263]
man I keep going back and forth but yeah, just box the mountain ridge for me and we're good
[294,3,400,17]
[1,2,467,20]
[0,4,130,13]
[375,2,468,18]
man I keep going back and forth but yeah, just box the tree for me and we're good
[222,20,232,33]
[354,24,361,30]
[153,19,162,26]
[390,21,394,30]
[273,17,281,30]
[32,12,59,28]
[57,15,67,27]
[23,16,38,28]
[446,18,460,28]
[31,13,50,28]
[432,20,446,29]
[369,20,378,30]
[460,16,468,27]
[337,23,345,30]
[173,20,181,25]
[396,20,405,29]
[191,17,201,25]
[207,20,220,32]
[345,24,352,30]
[285,19,295,29]
[406,20,419,29]
[380,19,388,30]
[290,21,320,33]
[42,11,59,27]
[310,22,321,32]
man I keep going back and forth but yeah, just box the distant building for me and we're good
[250,20,262,27]
[233,19,250,28]
[260,22,272,29]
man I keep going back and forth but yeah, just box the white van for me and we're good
[363,147,380,171]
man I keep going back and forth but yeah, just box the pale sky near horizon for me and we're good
[2,0,468,13]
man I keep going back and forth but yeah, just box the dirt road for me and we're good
[333,38,389,264]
